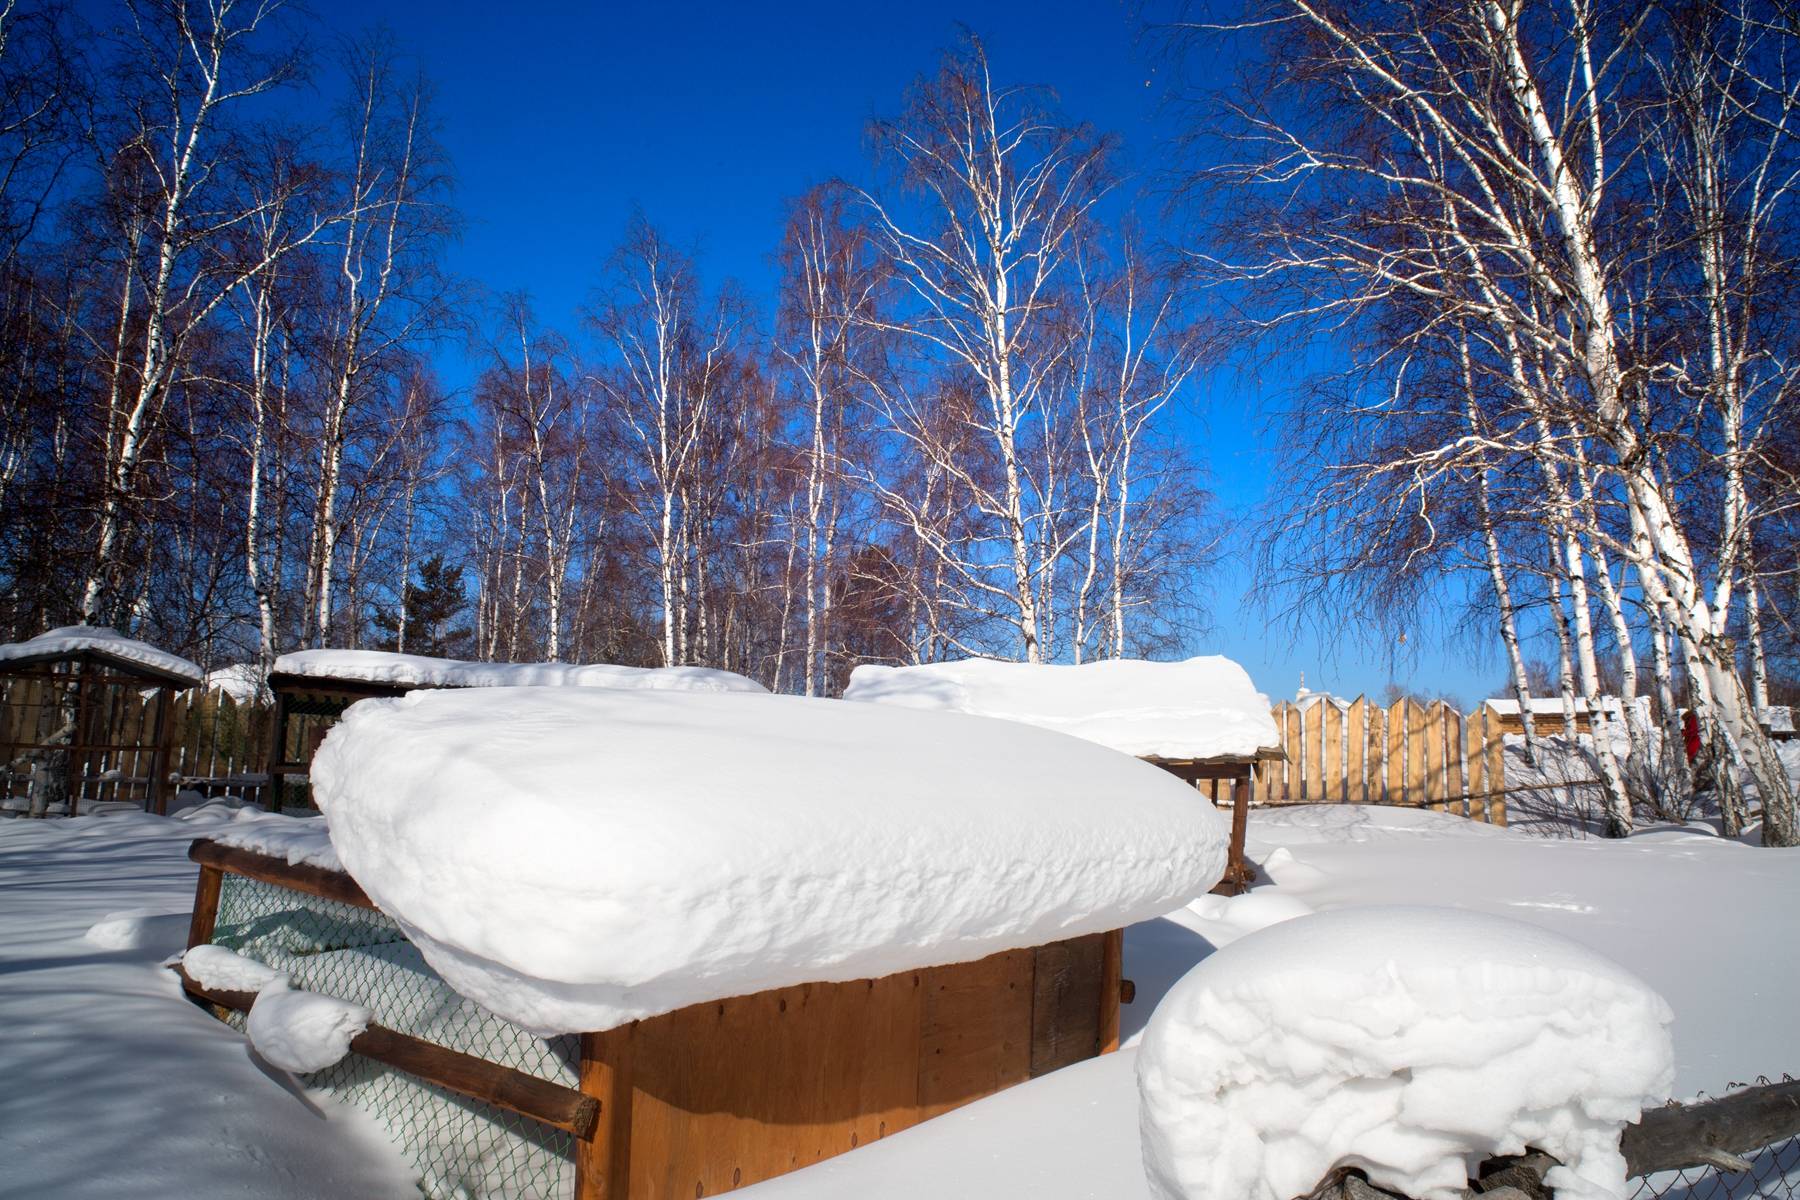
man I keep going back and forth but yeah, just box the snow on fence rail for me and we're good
[1257,697,1510,824]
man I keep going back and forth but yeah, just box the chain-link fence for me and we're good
[209,872,577,1199]
[1629,1079,1800,1200]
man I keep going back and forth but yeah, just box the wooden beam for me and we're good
[188,839,375,910]
[1622,1080,1800,1177]
[171,964,599,1140]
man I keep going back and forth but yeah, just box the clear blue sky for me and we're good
[341,0,1499,705]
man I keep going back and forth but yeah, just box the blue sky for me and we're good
[337,0,1499,705]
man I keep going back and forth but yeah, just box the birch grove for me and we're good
[1191,0,1800,842]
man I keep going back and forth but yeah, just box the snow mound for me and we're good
[843,655,1280,761]
[1246,804,1509,848]
[0,625,202,686]
[247,982,370,1073]
[210,811,340,872]
[184,944,287,994]
[272,648,766,694]
[311,687,1229,1034]
[1137,906,1673,1200]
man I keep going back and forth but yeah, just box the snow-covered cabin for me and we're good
[1759,706,1795,741]
[1480,695,1633,736]
[179,688,1229,1199]
[265,648,766,805]
[842,656,1283,893]
[0,626,202,816]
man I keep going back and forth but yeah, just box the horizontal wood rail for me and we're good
[171,963,599,1140]
[1624,1079,1800,1176]
[188,838,374,910]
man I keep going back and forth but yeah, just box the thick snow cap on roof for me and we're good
[271,647,766,694]
[842,655,1280,761]
[312,687,1228,1034]
[1138,906,1674,1200]
[0,625,202,686]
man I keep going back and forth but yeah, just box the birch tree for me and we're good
[860,36,1116,662]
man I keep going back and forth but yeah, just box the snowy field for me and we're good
[1,800,1795,1199]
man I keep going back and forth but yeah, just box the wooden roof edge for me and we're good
[1141,745,1285,767]
[0,646,201,689]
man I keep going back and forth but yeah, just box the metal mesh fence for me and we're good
[1629,1080,1800,1200]
[210,873,577,1200]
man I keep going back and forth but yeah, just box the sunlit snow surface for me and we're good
[2,799,1796,1199]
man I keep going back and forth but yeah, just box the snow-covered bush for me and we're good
[1137,906,1673,1200]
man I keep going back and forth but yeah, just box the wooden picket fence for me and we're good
[1256,697,1509,825]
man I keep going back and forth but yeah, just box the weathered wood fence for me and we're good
[1,676,270,808]
[1255,698,1509,825]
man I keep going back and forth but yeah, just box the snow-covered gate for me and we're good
[175,837,1129,1200]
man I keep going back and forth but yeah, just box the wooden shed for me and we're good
[177,837,1124,1200]
[0,626,202,817]
[842,656,1286,896]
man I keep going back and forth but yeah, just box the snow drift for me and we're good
[1137,906,1673,1200]
[272,648,766,694]
[843,655,1280,761]
[310,687,1228,1034]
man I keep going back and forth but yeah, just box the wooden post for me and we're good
[1346,698,1367,805]
[1485,712,1507,826]
[187,864,224,951]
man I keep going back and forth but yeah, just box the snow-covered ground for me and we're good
[2,801,1795,1199]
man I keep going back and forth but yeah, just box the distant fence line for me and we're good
[11,683,1509,825]
[1256,698,1509,826]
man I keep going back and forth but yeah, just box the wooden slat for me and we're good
[1346,698,1367,805]
[1029,934,1105,1076]
[188,839,374,910]
[1099,928,1123,1055]
[918,949,1034,1117]
[1322,703,1344,804]
[1404,700,1428,808]
[171,965,598,1139]
[1485,712,1508,825]
[1464,707,1486,809]
[1283,703,1302,802]
[1443,706,1465,817]
[1422,702,1445,812]
[1385,700,1407,806]
[1366,701,1386,806]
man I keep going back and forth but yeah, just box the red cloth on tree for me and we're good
[1682,710,1702,762]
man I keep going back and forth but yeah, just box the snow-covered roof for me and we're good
[270,648,767,694]
[1482,696,1626,716]
[841,655,1281,761]
[311,687,1229,1033]
[0,625,202,687]
[1291,688,1352,711]
[1759,706,1794,735]
[203,663,267,704]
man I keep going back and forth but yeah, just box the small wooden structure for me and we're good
[0,628,201,816]
[266,670,408,807]
[1150,747,1288,895]
[179,838,1126,1200]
